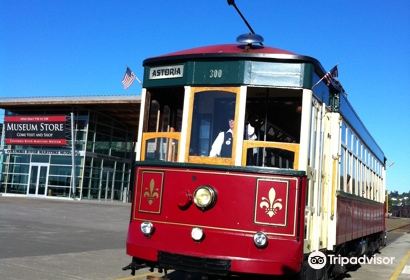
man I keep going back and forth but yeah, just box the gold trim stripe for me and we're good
[132,217,296,237]
[187,155,232,165]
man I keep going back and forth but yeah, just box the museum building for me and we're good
[0,95,140,202]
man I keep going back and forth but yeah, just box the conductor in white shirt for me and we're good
[209,118,234,157]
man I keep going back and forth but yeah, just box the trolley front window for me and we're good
[188,88,238,165]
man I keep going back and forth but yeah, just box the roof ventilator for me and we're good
[236,33,264,49]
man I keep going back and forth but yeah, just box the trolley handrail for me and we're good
[242,140,300,169]
[142,132,180,141]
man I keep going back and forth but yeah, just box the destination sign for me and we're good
[149,65,184,79]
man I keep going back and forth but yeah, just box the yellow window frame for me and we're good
[185,86,241,166]
[141,132,181,161]
[242,140,300,169]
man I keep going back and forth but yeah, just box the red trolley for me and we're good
[125,36,386,279]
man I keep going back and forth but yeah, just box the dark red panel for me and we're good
[137,171,164,214]
[127,166,307,275]
[336,194,384,245]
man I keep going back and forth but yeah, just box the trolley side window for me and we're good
[141,87,184,161]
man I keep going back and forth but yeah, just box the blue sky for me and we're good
[0,0,409,193]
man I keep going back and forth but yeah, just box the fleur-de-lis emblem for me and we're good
[144,179,159,205]
[259,187,283,217]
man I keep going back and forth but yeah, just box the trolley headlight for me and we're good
[193,186,216,209]
[140,221,154,236]
[191,227,204,241]
[253,232,268,248]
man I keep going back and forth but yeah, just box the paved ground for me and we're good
[0,196,409,280]
[0,196,132,280]
[345,224,410,280]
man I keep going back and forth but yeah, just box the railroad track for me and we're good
[116,273,168,280]
[388,223,410,233]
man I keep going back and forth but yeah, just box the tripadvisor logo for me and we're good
[308,251,327,269]
[308,251,395,269]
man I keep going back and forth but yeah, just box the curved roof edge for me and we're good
[143,44,327,75]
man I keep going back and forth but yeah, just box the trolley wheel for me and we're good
[295,259,330,280]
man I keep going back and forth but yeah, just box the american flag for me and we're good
[324,65,338,85]
[121,67,136,89]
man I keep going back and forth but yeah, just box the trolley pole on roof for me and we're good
[227,0,256,35]
[227,0,263,46]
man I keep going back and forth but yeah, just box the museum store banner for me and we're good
[4,115,68,146]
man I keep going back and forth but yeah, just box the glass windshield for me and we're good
[189,91,236,158]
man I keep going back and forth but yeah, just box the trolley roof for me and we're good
[144,44,325,73]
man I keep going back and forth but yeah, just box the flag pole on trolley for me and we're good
[312,65,339,89]
[121,66,141,89]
